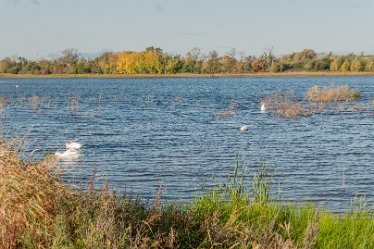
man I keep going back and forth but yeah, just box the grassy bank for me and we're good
[1,144,374,249]
[2,71,374,79]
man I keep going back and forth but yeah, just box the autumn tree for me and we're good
[350,58,363,72]
[204,50,222,74]
[97,52,118,74]
[340,59,351,72]
[183,47,203,73]
[0,57,14,73]
[165,55,183,74]
[330,57,343,72]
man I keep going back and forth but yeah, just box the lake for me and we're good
[0,76,373,211]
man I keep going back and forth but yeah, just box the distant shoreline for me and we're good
[1,72,374,79]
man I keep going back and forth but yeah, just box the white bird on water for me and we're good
[55,149,80,159]
[240,125,249,133]
[66,141,82,150]
[55,141,82,160]
[261,102,266,112]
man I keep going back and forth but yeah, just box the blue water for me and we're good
[0,77,373,211]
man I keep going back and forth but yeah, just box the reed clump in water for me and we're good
[262,92,310,118]
[28,95,40,112]
[212,99,237,117]
[306,85,360,103]
[1,143,374,249]
[0,96,9,113]
[68,95,79,113]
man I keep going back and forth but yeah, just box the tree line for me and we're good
[1,47,374,75]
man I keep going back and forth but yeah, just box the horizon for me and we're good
[1,0,374,59]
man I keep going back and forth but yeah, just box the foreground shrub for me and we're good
[306,85,360,103]
[0,142,65,249]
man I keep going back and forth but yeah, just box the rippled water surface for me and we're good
[1,77,373,211]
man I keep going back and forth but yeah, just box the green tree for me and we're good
[0,58,14,73]
[204,50,222,74]
[165,55,182,74]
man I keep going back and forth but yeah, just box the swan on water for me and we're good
[55,141,82,160]
[240,125,249,133]
[261,102,266,112]
[66,141,82,150]
[55,149,80,159]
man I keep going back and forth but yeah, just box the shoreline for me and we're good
[2,71,374,79]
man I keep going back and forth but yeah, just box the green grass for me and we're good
[1,145,373,249]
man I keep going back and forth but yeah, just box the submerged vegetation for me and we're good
[1,143,374,249]
[2,47,374,76]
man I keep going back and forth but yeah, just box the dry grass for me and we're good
[263,85,364,118]
[0,142,65,249]
[28,95,40,112]
[262,92,310,118]
[306,85,360,103]
[0,97,9,113]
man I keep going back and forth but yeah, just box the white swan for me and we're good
[66,141,82,150]
[240,125,249,133]
[261,103,266,112]
[55,149,80,159]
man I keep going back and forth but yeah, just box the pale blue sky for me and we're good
[1,0,374,59]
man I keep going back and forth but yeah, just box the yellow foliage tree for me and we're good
[117,52,138,74]
[340,60,350,72]
[350,59,363,72]
[329,58,341,72]
[97,52,118,74]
